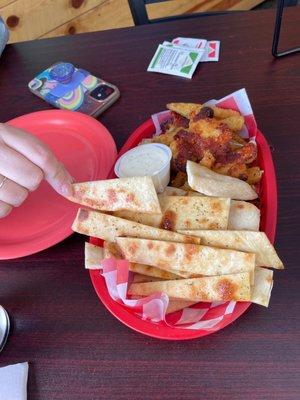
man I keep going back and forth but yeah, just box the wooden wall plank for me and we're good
[148,0,265,15]
[147,0,223,18]
[228,0,265,10]
[41,0,134,39]
[0,0,17,8]
[2,0,266,43]
[1,0,107,43]
[40,0,229,40]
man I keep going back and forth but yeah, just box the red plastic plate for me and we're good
[0,110,117,259]
[90,118,277,340]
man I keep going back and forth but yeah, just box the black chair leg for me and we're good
[128,0,150,25]
[272,0,300,57]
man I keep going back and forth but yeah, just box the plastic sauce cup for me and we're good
[114,143,172,193]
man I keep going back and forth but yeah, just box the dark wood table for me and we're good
[1,6,300,400]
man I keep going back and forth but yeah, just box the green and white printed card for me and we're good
[147,44,202,79]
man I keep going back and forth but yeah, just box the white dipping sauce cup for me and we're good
[114,143,172,193]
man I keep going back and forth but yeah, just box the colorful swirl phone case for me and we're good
[28,62,119,116]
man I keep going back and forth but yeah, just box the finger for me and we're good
[0,142,43,191]
[39,156,74,197]
[0,174,28,207]
[0,124,73,196]
[0,200,12,218]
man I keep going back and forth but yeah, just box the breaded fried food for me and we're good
[214,162,248,180]
[167,103,201,118]
[170,123,257,175]
[189,118,233,142]
[172,111,190,129]
[153,102,262,183]
[199,150,215,169]
[233,142,257,165]
[170,130,204,171]
[170,119,233,172]
[190,105,244,132]
[191,105,242,121]
[153,111,190,146]
[214,163,262,184]
[171,171,187,188]
[246,166,264,185]
[152,127,180,146]
[211,106,241,119]
[168,102,244,125]
[231,132,247,146]
[216,141,257,165]
[219,116,245,132]
[179,181,193,192]
[161,111,189,133]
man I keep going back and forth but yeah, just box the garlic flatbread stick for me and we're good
[132,268,273,308]
[128,273,251,302]
[116,237,255,278]
[85,241,184,279]
[178,230,283,269]
[103,241,184,280]
[114,195,230,231]
[132,274,189,283]
[84,242,104,269]
[133,274,164,283]
[68,176,161,214]
[251,267,273,307]
[187,161,258,200]
[186,191,204,196]
[229,200,260,231]
[160,186,187,196]
[129,262,192,280]
[72,209,201,244]
[183,196,261,231]
[166,299,197,314]
[131,275,199,313]
[130,263,188,279]
[103,241,122,258]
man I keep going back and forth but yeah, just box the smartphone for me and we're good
[28,62,120,117]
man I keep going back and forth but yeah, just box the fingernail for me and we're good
[60,183,73,197]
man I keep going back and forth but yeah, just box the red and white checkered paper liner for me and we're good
[99,257,237,331]
[98,88,257,332]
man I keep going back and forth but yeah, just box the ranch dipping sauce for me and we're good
[118,146,167,176]
[114,143,172,193]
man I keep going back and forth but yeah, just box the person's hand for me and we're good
[0,123,74,218]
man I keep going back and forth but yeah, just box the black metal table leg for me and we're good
[272,0,300,57]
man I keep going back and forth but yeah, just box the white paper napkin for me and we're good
[0,362,28,400]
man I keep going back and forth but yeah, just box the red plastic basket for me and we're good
[89,119,277,340]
